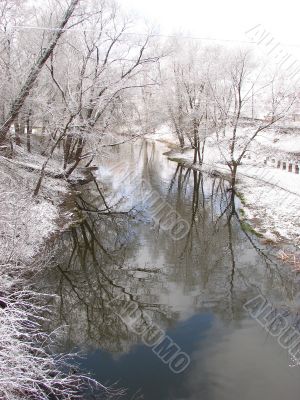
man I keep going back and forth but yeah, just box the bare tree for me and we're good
[161,40,216,162]
[41,0,160,177]
[209,50,296,188]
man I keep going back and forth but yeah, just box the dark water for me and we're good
[40,140,300,399]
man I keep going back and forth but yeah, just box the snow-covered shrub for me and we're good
[0,291,111,399]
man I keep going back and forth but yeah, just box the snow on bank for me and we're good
[0,151,89,399]
[236,166,300,246]
[0,155,68,266]
[255,130,300,155]
[148,129,300,247]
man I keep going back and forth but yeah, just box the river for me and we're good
[37,139,300,400]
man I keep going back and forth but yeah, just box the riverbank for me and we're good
[0,148,105,399]
[146,130,300,250]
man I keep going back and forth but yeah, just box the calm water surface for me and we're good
[40,140,300,400]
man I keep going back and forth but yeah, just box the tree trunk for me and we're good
[26,113,32,153]
[178,134,185,148]
[193,146,198,164]
[231,163,238,190]
[65,137,86,178]
[34,134,64,196]
[63,134,73,169]
[14,121,21,146]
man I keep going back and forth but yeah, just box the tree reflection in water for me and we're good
[38,140,300,358]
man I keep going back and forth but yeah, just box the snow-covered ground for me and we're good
[236,165,300,245]
[255,130,300,156]
[0,150,82,399]
[147,127,300,248]
[0,151,70,267]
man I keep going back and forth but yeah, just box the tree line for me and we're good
[0,0,297,191]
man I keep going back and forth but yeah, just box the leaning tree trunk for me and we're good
[0,0,80,143]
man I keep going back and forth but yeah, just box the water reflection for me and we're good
[39,140,300,399]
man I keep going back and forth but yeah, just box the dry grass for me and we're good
[277,250,300,272]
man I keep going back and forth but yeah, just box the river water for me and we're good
[39,140,300,399]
